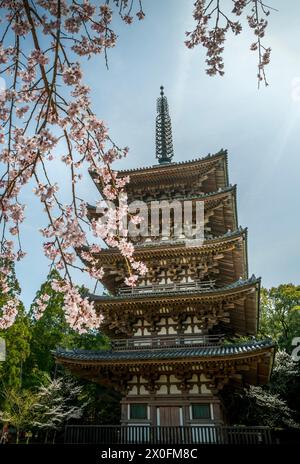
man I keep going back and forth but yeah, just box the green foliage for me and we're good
[270,351,300,424]
[270,351,300,395]
[259,285,300,351]
[0,304,31,388]
[26,269,68,376]
[79,382,121,425]
[0,267,117,436]
[0,387,39,443]
[221,351,300,428]
[237,386,298,429]
[0,263,31,389]
[222,283,300,430]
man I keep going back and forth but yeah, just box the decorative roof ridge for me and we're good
[89,275,260,302]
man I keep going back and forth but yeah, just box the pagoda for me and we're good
[55,87,274,435]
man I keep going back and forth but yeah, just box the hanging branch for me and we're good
[185,0,276,87]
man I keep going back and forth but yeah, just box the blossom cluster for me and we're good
[50,279,102,333]
[0,298,18,330]
[33,293,50,320]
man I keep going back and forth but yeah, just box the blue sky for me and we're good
[16,0,300,308]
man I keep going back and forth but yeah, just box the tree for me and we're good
[79,382,121,425]
[221,351,300,429]
[222,285,300,430]
[259,285,300,352]
[0,304,31,389]
[32,375,85,443]
[0,262,31,388]
[238,386,298,429]
[270,350,300,424]
[0,387,39,443]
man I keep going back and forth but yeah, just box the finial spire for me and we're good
[155,85,174,164]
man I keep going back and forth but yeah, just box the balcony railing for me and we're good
[118,280,216,297]
[111,334,224,351]
[64,425,273,445]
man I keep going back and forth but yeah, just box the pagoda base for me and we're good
[64,423,273,444]
[120,394,223,427]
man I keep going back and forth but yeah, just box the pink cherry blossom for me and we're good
[118,238,134,259]
[62,63,83,86]
[124,275,138,287]
[0,298,19,329]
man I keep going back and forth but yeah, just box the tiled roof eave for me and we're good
[89,150,228,179]
[87,184,236,211]
[54,339,274,365]
[84,226,246,260]
[90,276,260,304]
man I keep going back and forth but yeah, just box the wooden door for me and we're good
[159,406,181,426]
[158,407,182,443]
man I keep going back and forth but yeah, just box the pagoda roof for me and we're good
[91,276,260,337]
[119,227,244,250]
[87,184,236,216]
[79,227,248,294]
[55,339,273,363]
[89,149,229,193]
[87,184,238,242]
[81,226,246,263]
[91,275,259,303]
[55,339,275,387]
[82,227,247,262]
[118,149,228,175]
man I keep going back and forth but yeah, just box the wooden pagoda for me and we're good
[56,87,274,434]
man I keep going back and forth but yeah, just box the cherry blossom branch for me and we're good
[0,0,146,332]
[185,0,276,87]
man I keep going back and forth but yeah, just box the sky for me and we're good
[15,0,300,308]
